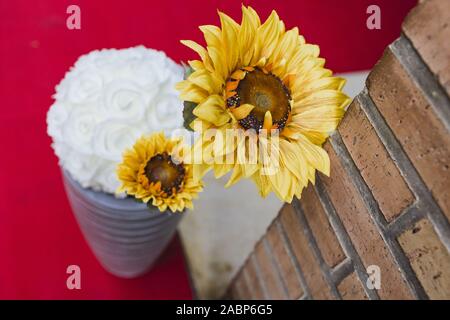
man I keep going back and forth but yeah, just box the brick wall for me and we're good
[225,0,450,300]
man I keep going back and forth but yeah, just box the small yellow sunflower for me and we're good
[117,132,203,212]
[177,6,350,202]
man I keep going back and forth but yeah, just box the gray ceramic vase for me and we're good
[62,170,183,278]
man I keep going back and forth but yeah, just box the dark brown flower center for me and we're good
[227,68,291,131]
[144,152,185,195]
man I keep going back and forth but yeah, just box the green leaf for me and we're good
[181,63,195,80]
[130,196,143,203]
[179,63,197,131]
[146,201,162,213]
[183,101,197,131]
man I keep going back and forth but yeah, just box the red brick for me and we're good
[339,99,415,222]
[243,255,265,299]
[367,49,450,222]
[398,219,450,299]
[403,0,450,96]
[254,240,287,299]
[338,273,368,300]
[279,204,335,299]
[239,271,253,299]
[322,143,413,299]
[266,223,304,299]
[230,270,252,300]
[227,281,241,300]
[300,185,346,266]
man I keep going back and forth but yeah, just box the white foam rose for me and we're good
[47,46,184,195]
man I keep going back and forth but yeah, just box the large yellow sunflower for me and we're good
[117,132,203,212]
[177,6,350,202]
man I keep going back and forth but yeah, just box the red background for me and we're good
[0,0,416,299]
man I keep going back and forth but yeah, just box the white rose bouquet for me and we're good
[47,46,184,195]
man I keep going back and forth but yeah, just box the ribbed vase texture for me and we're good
[62,170,182,278]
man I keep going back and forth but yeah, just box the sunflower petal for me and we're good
[231,103,255,120]
[294,90,350,112]
[271,27,299,72]
[294,77,346,101]
[251,171,271,198]
[199,25,222,49]
[188,69,222,94]
[225,164,243,187]
[280,139,308,185]
[262,111,273,130]
[176,80,209,104]
[218,11,240,74]
[268,167,294,202]
[284,125,328,144]
[180,40,212,70]
[239,6,258,66]
[255,10,282,62]
[292,105,346,133]
[213,163,234,178]
[207,45,228,81]
[193,95,230,126]
[286,44,320,74]
[297,135,330,176]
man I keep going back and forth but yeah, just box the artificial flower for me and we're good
[117,132,203,212]
[176,6,350,202]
